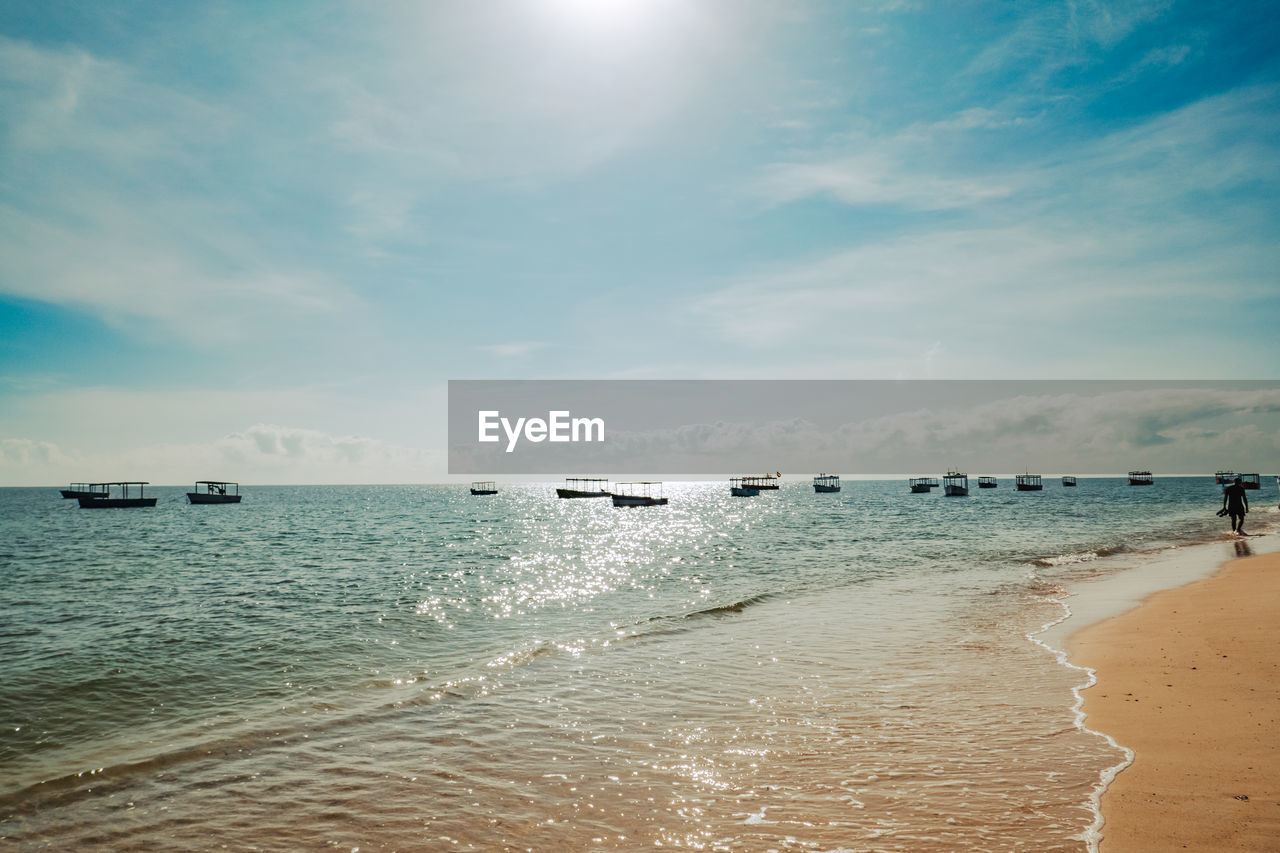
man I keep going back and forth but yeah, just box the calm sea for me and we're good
[0,478,1273,850]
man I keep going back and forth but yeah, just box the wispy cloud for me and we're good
[0,37,361,341]
[962,1,1171,84]
[756,151,1019,210]
[0,423,442,485]
[702,82,1280,376]
[476,341,549,359]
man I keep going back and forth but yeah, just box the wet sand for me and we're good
[1069,547,1280,851]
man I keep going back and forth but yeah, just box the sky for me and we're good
[1,0,1278,484]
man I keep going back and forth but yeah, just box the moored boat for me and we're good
[1128,470,1153,485]
[469,481,498,496]
[813,473,841,493]
[556,477,611,499]
[730,477,759,497]
[747,473,780,490]
[977,476,997,489]
[908,477,939,493]
[187,481,242,504]
[741,475,778,493]
[1239,473,1261,490]
[78,482,157,508]
[1214,470,1236,485]
[1014,473,1043,491]
[1062,475,1077,487]
[60,482,108,500]
[942,471,968,496]
[611,482,669,507]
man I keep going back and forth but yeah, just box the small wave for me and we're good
[1032,545,1127,568]
[593,594,777,648]
[682,593,772,619]
[486,643,558,669]
[622,593,774,636]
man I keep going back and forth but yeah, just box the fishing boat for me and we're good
[813,473,841,493]
[1014,473,1043,491]
[942,471,968,497]
[977,476,997,489]
[1128,470,1153,486]
[746,473,780,490]
[730,477,759,497]
[1214,470,1236,485]
[187,481,242,504]
[556,477,611,499]
[908,477,938,493]
[469,481,498,496]
[60,482,108,500]
[1239,473,1261,490]
[742,475,779,493]
[611,482,669,507]
[1062,475,1077,487]
[77,482,157,508]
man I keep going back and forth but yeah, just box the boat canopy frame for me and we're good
[563,477,610,489]
[92,481,151,498]
[194,480,239,496]
[612,481,665,499]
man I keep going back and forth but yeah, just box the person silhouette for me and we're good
[1221,476,1249,535]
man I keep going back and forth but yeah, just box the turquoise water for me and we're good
[0,478,1271,850]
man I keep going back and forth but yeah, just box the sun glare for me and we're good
[544,0,654,33]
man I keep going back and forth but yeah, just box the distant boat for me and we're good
[611,482,669,507]
[1239,473,1261,490]
[556,477,611,499]
[1214,470,1236,485]
[909,477,939,493]
[1128,470,1153,486]
[942,471,968,497]
[60,482,108,500]
[1062,475,1077,487]
[1014,473,1043,491]
[747,473,780,490]
[813,473,841,493]
[469,481,498,496]
[78,481,157,508]
[187,480,242,504]
[977,476,998,489]
[730,477,759,497]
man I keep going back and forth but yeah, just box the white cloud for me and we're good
[701,84,1280,376]
[476,341,549,359]
[0,438,73,470]
[0,37,361,341]
[963,1,1171,83]
[0,423,444,486]
[323,0,738,184]
[532,385,1280,474]
[756,152,1018,210]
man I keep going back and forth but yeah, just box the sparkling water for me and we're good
[0,478,1271,850]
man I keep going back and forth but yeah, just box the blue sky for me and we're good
[2,0,1278,483]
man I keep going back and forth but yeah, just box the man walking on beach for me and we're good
[1221,476,1249,534]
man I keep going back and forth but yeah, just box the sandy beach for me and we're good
[1070,546,1280,851]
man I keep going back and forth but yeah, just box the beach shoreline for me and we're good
[1063,541,1280,851]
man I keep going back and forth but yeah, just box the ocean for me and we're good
[1,477,1274,851]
